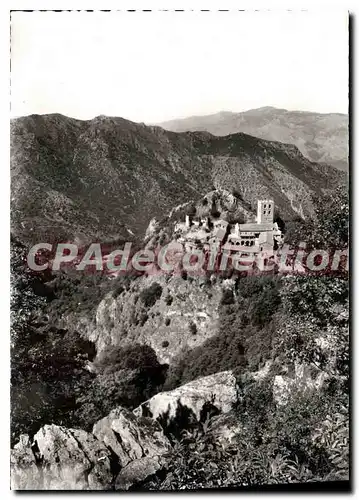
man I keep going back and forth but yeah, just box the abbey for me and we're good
[175,199,284,256]
[223,200,284,254]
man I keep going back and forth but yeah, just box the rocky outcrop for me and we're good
[11,370,239,491]
[273,362,326,405]
[11,408,172,491]
[93,407,171,490]
[11,425,113,490]
[91,274,223,364]
[10,434,42,490]
[134,371,237,426]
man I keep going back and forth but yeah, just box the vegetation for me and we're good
[155,266,348,488]
[158,187,349,487]
[74,344,168,431]
[10,240,167,443]
[10,240,95,442]
[139,282,163,308]
[10,184,349,488]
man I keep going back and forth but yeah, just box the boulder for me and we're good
[11,406,173,491]
[116,455,168,491]
[134,370,237,426]
[10,434,41,490]
[93,274,223,364]
[33,425,113,490]
[92,407,172,490]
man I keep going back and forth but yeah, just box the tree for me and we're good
[11,238,96,443]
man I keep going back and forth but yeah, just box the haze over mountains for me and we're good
[11,112,346,245]
[160,107,349,172]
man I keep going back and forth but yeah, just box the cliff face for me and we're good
[11,113,345,245]
[160,106,349,171]
[62,274,223,365]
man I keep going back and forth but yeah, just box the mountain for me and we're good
[159,107,349,171]
[10,112,349,491]
[11,113,346,245]
[10,114,213,245]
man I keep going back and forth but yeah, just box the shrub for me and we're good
[159,233,167,245]
[162,340,169,348]
[189,321,197,335]
[113,285,125,299]
[165,317,171,326]
[140,282,163,308]
[165,294,173,306]
[181,270,188,281]
[11,325,96,443]
[93,343,160,374]
[220,288,235,305]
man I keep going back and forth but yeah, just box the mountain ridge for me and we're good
[159,106,349,171]
[11,113,346,246]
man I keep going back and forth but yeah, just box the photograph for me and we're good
[10,9,349,491]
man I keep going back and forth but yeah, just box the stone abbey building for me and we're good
[175,199,284,255]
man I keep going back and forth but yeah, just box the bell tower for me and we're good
[257,200,274,224]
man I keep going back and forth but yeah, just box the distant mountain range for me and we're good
[11,113,346,245]
[159,107,349,171]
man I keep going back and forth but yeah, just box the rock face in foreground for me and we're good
[10,407,172,491]
[11,371,238,490]
[93,408,171,490]
[134,371,237,426]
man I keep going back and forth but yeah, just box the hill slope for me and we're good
[159,107,349,171]
[11,113,345,245]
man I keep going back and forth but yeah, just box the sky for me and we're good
[10,10,349,122]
